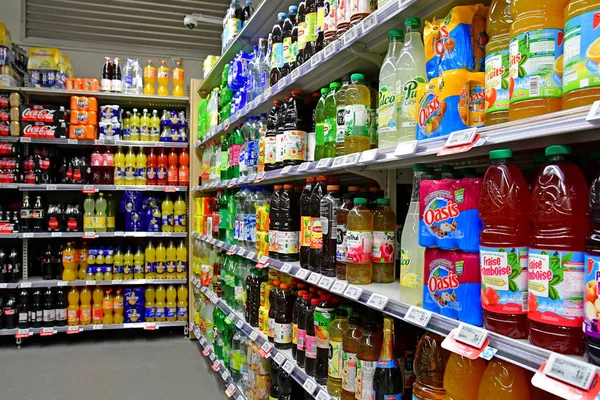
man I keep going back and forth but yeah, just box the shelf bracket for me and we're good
[344,44,384,68]
[345,167,388,188]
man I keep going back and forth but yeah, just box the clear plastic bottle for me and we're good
[314,88,330,160]
[412,332,449,400]
[378,29,404,150]
[334,76,350,156]
[372,198,396,283]
[323,82,341,159]
[344,73,371,155]
[327,306,348,398]
[336,186,358,280]
[346,197,373,285]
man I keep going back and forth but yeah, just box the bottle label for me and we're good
[156,262,166,274]
[314,309,334,348]
[528,248,584,327]
[268,317,275,338]
[136,166,146,181]
[244,214,256,242]
[317,5,325,33]
[300,216,312,247]
[328,340,343,379]
[297,328,306,350]
[356,359,377,400]
[283,130,306,161]
[310,217,323,249]
[509,29,564,104]
[229,144,241,167]
[484,50,510,114]
[563,10,600,94]
[342,351,357,392]
[271,43,284,69]
[323,117,335,144]
[378,85,397,134]
[221,150,229,172]
[354,0,375,14]
[177,261,186,274]
[235,285,244,302]
[400,248,419,288]
[345,104,370,138]
[293,323,298,345]
[584,253,600,339]
[155,307,165,319]
[247,141,258,167]
[336,107,346,143]
[283,37,293,65]
[43,308,56,322]
[372,231,395,263]
[306,12,318,43]
[480,246,528,314]
[174,214,186,227]
[145,306,155,320]
[346,231,372,262]
[276,134,284,163]
[268,230,278,253]
[67,309,79,323]
[336,223,347,262]
[324,0,336,34]
[277,231,299,254]
[93,308,103,321]
[166,306,176,319]
[146,166,156,181]
[305,335,317,358]
[264,136,277,165]
[167,261,177,273]
[274,322,293,344]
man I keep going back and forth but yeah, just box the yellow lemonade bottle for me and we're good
[133,246,145,279]
[104,247,113,281]
[176,240,187,279]
[562,0,600,109]
[145,242,156,279]
[113,289,124,324]
[177,284,188,321]
[158,60,170,97]
[485,0,512,126]
[143,60,156,95]
[140,109,151,141]
[150,110,161,141]
[86,248,96,280]
[172,61,185,97]
[508,0,569,120]
[124,147,136,184]
[166,240,177,278]
[78,243,89,280]
[92,287,104,324]
[166,284,177,321]
[67,288,80,326]
[155,241,167,278]
[95,248,105,281]
[344,74,371,155]
[145,286,155,322]
[135,147,147,186]
[161,196,174,232]
[346,197,373,285]
[79,286,92,325]
[129,108,141,141]
[173,195,186,232]
[114,146,125,185]
[155,285,167,322]
[102,289,114,324]
[113,247,124,280]
[123,246,134,280]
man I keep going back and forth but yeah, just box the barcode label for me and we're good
[530,76,540,97]
[330,280,347,294]
[303,379,317,394]
[545,353,596,391]
[454,323,487,349]
[366,293,388,310]
[280,263,293,274]
[282,359,295,374]
[273,352,286,365]
[404,306,432,327]
[522,292,528,312]
[249,331,258,341]
[307,273,321,284]
[298,162,311,171]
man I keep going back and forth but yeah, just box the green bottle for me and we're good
[229,126,243,179]
[324,82,341,158]
[106,194,115,232]
[314,87,330,160]
[221,133,230,181]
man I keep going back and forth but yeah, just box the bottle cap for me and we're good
[388,29,404,40]
[404,17,421,30]
[489,149,512,160]
[297,283,307,289]
[291,89,302,95]
[327,185,339,191]
[413,163,426,172]
[348,186,359,192]
[321,87,330,95]
[376,198,390,205]
[306,177,315,183]
[303,293,313,300]
[320,294,331,301]
[369,187,379,192]
[280,283,290,289]
[278,12,287,19]
[546,145,572,157]
[329,82,342,90]
[354,197,367,204]
[309,286,318,293]
[350,73,365,82]
[316,175,328,182]
[274,100,282,105]
[273,280,281,286]
[297,290,307,297]
[274,185,283,190]
[288,5,298,13]
[311,298,320,305]
[283,184,293,189]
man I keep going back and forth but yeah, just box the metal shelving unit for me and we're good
[17,184,187,192]
[0,278,187,289]
[17,232,187,239]
[0,321,187,338]
[18,136,189,148]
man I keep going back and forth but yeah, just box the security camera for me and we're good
[184,13,223,29]
[184,14,199,30]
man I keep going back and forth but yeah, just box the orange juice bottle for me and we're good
[476,359,530,399]
[157,60,170,97]
[485,0,512,125]
[155,241,167,278]
[172,61,185,97]
[177,285,188,321]
[102,289,114,324]
[508,0,569,120]
[123,246,134,280]
[145,242,156,279]
[145,286,155,322]
[92,287,104,324]
[143,60,156,95]
[79,286,92,325]
[166,240,177,278]
[78,243,89,280]
[346,197,373,285]
[62,242,78,281]
[176,240,187,279]
[67,287,80,326]
[113,289,124,324]
[133,246,145,279]
[155,285,166,322]
[562,0,600,109]
[442,353,486,399]
[412,332,449,399]
[166,284,177,321]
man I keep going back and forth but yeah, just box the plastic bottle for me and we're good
[113,146,125,185]
[178,148,189,186]
[341,313,362,400]
[166,240,177,279]
[124,147,136,184]
[378,30,404,149]
[104,246,114,281]
[106,195,115,232]
[508,0,569,120]
[92,287,103,324]
[132,246,144,279]
[161,196,174,232]
[297,178,315,270]
[83,194,95,232]
[283,90,308,166]
[122,246,133,280]
[356,321,382,400]
[476,359,530,399]
[61,242,77,281]
[278,185,300,262]
[144,242,156,279]
[129,109,140,141]
[113,247,124,280]
[274,283,295,349]
[372,198,396,283]
[282,6,298,77]
[529,145,587,355]
[177,284,188,322]
[157,60,170,97]
[334,186,357,281]
[309,176,328,272]
[31,290,44,328]
[304,297,320,377]
[175,240,187,280]
[172,61,185,97]
[327,306,348,397]
[102,289,113,324]
[321,185,341,277]
[95,193,107,233]
[153,285,165,322]
[41,288,55,327]
[412,332,449,399]
[16,289,29,329]
[140,109,151,141]
[442,353,486,400]
[314,294,335,385]
[67,287,79,326]
[135,147,147,185]
[399,165,426,306]
[334,76,350,156]
[113,289,124,324]
[143,60,156,95]
[323,83,341,159]
[344,73,371,155]
[165,284,177,322]
[79,286,92,325]
[150,110,161,141]
[95,248,105,281]
[270,12,287,86]
[157,148,168,185]
[346,198,373,285]
[155,240,167,278]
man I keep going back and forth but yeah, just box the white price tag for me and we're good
[57,280,67,286]
[586,100,600,122]
[310,52,323,68]
[273,352,286,365]
[318,276,334,290]
[280,263,293,274]
[40,327,55,336]
[366,293,389,310]
[445,127,478,148]
[303,378,318,395]
[544,353,596,391]
[295,268,310,280]
[51,232,62,237]
[265,87,272,98]
[199,336,206,345]
[278,77,288,91]
[222,370,230,381]
[323,43,336,59]
[280,165,292,175]
[361,12,378,33]
[238,176,247,184]
[292,68,300,81]
[345,152,360,166]
[46,185,57,191]
[20,137,31,143]
[343,285,363,300]
[22,233,34,238]
[330,280,347,295]
[394,140,418,157]
[298,162,311,172]
[93,324,103,330]
[19,282,32,288]
[316,390,331,400]
[209,353,216,361]
[404,306,433,327]
[332,156,347,168]
[249,330,259,341]
[248,173,257,182]
[236,319,244,329]
[359,148,378,163]
[0,283,7,288]
[282,359,295,374]
[454,323,488,349]
[237,247,246,256]
[344,28,358,46]
[227,313,236,323]
[86,280,96,285]
[260,341,272,355]
[259,256,269,265]
[316,158,332,168]
[217,241,224,247]
[307,272,321,285]
[225,383,236,397]
[247,252,256,260]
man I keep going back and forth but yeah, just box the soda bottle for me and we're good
[95,193,107,232]
[162,196,174,232]
[372,198,396,283]
[270,12,286,86]
[229,127,243,179]
[67,288,79,326]
[155,241,167,278]
[113,289,124,324]
[31,195,44,232]
[92,287,103,324]
[112,247,123,280]
[274,283,295,349]
[478,149,530,338]
[356,321,382,400]
[172,61,185,97]
[323,82,341,159]
[91,146,103,184]
[321,185,341,277]
[178,148,189,186]
[157,60,170,97]
[139,109,150,141]
[83,194,95,232]
[314,294,335,384]
[143,60,156,95]
[104,246,114,280]
[124,147,136,184]
[150,110,161,141]
[341,313,362,400]
[166,284,177,321]
[528,145,587,354]
[346,197,373,284]
[129,109,141,141]
[123,246,133,280]
[106,194,115,232]
[327,306,348,397]
[102,289,113,324]
[166,240,177,278]
[378,29,404,149]
[29,289,42,328]
[101,57,113,92]
[3,291,16,329]
[17,289,29,329]
[309,176,328,272]
[344,74,371,155]
[412,332,449,399]
[113,146,125,185]
[112,57,123,93]
[79,286,92,325]
[167,148,178,186]
[282,6,298,77]
[477,359,530,399]
[103,147,114,184]
[314,88,329,160]
[20,195,32,232]
[156,148,168,185]
[177,284,188,321]
[133,246,144,279]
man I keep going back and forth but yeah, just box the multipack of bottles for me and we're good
[140,59,185,97]
[113,147,189,187]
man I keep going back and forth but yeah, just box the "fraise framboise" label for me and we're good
[480,246,528,315]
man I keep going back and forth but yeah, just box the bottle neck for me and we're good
[387,38,401,54]
[378,318,394,361]
[410,171,424,202]
[404,32,421,47]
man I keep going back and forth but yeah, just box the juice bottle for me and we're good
[67,287,80,326]
[174,196,186,233]
[508,0,569,120]
[146,148,157,185]
[133,246,145,279]
[157,60,170,97]
[259,280,272,335]
[278,185,300,262]
[267,280,281,342]
[346,198,373,285]
[122,112,131,140]
[150,110,161,141]
[123,246,134,280]
[129,108,140,141]
[95,248,105,281]
[135,147,147,185]
[157,148,168,185]
[341,313,362,400]
[323,82,341,159]
[378,29,404,149]
[92,287,103,324]
[113,247,124,280]
[304,297,320,377]
[373,317,403,400]
[295,291,311,367]
[177,284,188,321]
[334,76,350,156]
[344,73,370,155]
[62,242,78,281]
[144,286,155,322]
[79,286,92,325]
[178,149,189,186]
[587,164,600,364]
[372,198,395,283]
[155,241,167,278]
[442,354,486,399]
[114,146,125,185]
[162,196,174,232]
[327,306,348,398]
[314,87,329,160]
[172,61,185,97]
[83,194,95,232]
[167,148,179,186]
[166,284,177,321]
[300,178,314,269]
[356,321,382,400]
[143,60,156,95]
[314,294,335,385]
[125,147,136,183]
[102,289,113,324]
[412,332,449,400]
[400,165,426,306]
[476,359,530,399]
[321,185,342,277]
[145,242,156,279]
[274,283,295,349]
[166,240,177,278]
[176,240,187,279]
[155,285,166,322]
[140,109,151,141]
[529,145,587,355]
[95,193,107,232]
[104,246,114,280]
[563,0,600,109]
[479,149,530,338]
[336,186,358,280]
[309,176,328,272]
[106,195,115,232]
[485,0,512,126]
[113,289,124,324]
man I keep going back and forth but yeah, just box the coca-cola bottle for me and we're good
[38,147,52,184]
[65,204,81,232]
[47,204,64,232]
[8,247,20,283]
[29,289,42,328]
[0,248,7,282]
[20,195,32,232]
[4,292,17,329]
[32,196,44,232]
[55,288,67,326]
[11,211,19,233]
[59,157,69,183]
[17,289,29,329]
[42,245,53,280]
[53,244,63,280]
[42,288,55,327]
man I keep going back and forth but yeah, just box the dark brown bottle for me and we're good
[314,294,335,385]
[300,178,314,269]
[274,283,296,350]
[295,291,312,367]
[321,184,341,277]
[267,280,281,343]
[32,196,44,232]
[269,186,282,260]
[20,195,31,232]
[278,185,300,261]
[283,90,309,166]
[296,0,307,66]
[304,297,320,377]
[276,95,289,169]
[309,175,328,272]
[281,6,297,77]
[265,100,282,172]
[303,0,317,63]
[269,12,286,86]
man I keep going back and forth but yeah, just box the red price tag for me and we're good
[40,327,55,336]
[67,326,81,334]
[254,172,266,183]
[144,322,157,330]
[532,361,600,400]
[202,349,209,356]
[441,327,490,360]
[82,185,96,193]
[437,128,484,157]
[164,186,177,192]
[82,232,96,239]
[226,246,237,256]
[15,329,30,338]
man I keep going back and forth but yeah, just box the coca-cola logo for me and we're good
[21,107,56,122]
[23,124,57,137]
[25,171,36,183]
[48,218,59,230]
[0,123,8,135]
[67,218,78,230]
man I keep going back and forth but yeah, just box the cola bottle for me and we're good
[29,289,42,328]
[53,244,63,280]
[55,288,67,326]
[8,248,20,283]
[17,289,29,329]
[42,245,53,280]
[112,57,123,93]
[65,204,81,232]
[42,288,55,328]
[38,147,52,183]
[0,248,6,283]
[47,204,64,232]
[59,157,69,183]
[20,195,32,232]
[4,292,17,329]
[101,57,114,92]
[11,211,19,233]
[32,196,44,232]
[103,147,114,184]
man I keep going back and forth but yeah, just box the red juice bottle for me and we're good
[304,297,320,377]
[146,148,157,185]
[585,159,600,365]
[479,149,530,338]
[167,148,178,186]
[300,177,315,269]
[156,148,168,185]
[529,145,587,355]
[296,291,312,368]
[178,148,189,186]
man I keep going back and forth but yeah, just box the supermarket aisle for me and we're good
[0,333,225,400]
